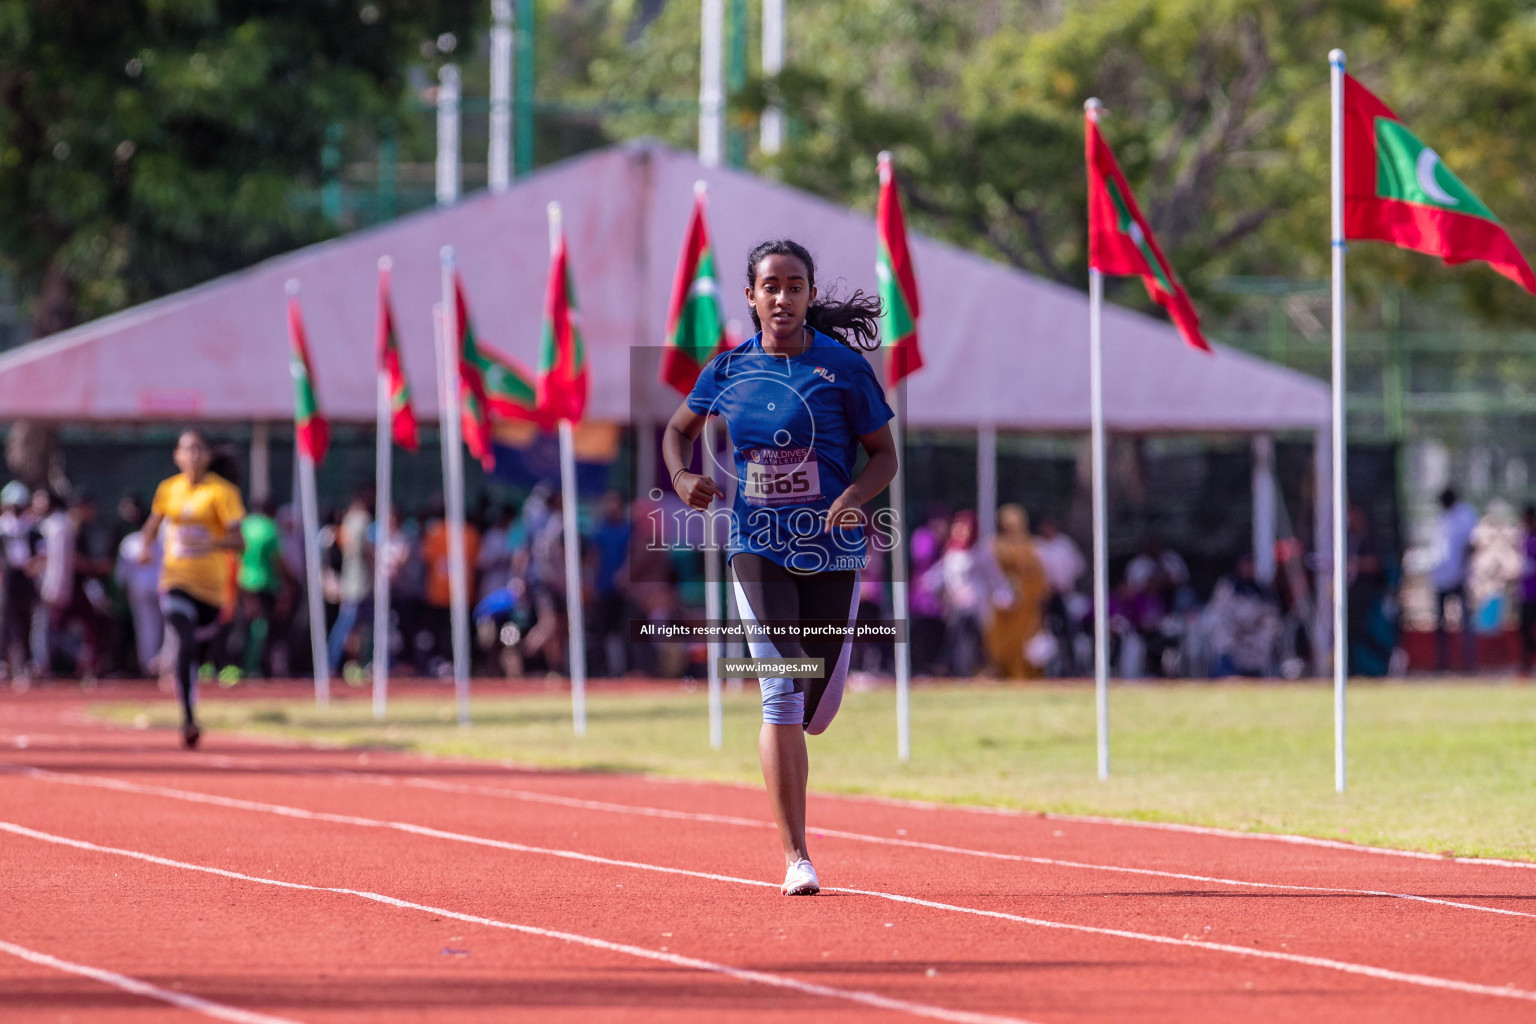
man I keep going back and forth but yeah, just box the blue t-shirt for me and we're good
[686,329,894,572]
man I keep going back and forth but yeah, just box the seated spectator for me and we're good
[1202,553,1282,678]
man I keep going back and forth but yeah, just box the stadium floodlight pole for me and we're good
[1085,98,1110,782]
[438,252,472,728]
[489,0,513,193]
[760,0,784,155]
[436,64,461,206]
[373,257,394,722]
[550,202,589,738]
[699,0,724,168]
[288,279,330,711]
[1329,49,1349,793]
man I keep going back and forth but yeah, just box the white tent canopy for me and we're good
[0,141,1327,432]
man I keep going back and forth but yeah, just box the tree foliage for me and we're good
[0,0,479,337]
[587,0,1536,325]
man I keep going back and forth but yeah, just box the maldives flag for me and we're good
[536,223,588,424]
[1085,111,1211,352]
[877,152,924,387]
[660,186,726,394]
[1343,74,1535,293]
[376,262,419,452]
[286,290,330,465]
[452,276,499,470]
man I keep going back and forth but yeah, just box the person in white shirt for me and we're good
[34,491,74,675]
[1433,487,1479,672]
[116,529,164,675]
[1033,518,1086,675]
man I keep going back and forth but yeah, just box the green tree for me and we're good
[0,0,479,339]
[588,0,1536,324]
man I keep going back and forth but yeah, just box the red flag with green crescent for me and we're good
[452,276,499,470]
[453,277,545,472]
[1343,73,1535,293]
[536,224,588,424]
[877,153,924,387]
[286,291,330,465]
[376,263,419,452]
[660,187,726,394]
[1086,111,1211,352]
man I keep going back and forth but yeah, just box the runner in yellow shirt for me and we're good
[140,429,246,748]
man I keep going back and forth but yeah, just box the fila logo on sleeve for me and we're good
[812,366,836,383]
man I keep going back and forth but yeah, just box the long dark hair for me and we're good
[745,240,882,352]
[181,427,242,489]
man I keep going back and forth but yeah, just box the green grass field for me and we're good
[98,680,1536,861]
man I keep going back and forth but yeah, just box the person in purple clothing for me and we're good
[907,510,949,675]
[1521,505,1536,674]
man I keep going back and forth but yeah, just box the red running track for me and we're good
[3,688,1536,1023]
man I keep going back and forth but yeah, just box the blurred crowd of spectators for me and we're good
[7,464,1536,686]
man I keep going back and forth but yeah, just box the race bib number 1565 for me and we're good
[743,447,822,507]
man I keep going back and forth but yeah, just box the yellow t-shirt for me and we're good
[152,472,246,606]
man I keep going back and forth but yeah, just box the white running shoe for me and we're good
[781,859,820,896]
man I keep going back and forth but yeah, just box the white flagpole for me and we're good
[549,202,588,737]
[488,0,513,193]
[559,419,588,736]
[1329,49,1349,793]
[438,251,472,727]
[298,449,329,710]
[287,279,330,711]
[1085,98,1110,782]
[760,0,784,155]
[888,383,911,763]
[1089,265,1110,782]
[436,65,461,206]
[373,259,393,721]
[703,417,723,749]
[699,0,724,168]
[879,149,912,762]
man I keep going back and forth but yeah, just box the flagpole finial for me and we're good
[877,150,892,165]
[378,256,392,273]
[693,179,708,198]
[440,245,455,269]
[547,201,563,253]
[877,150,893,185]
[1084,97,1103,120]
[1329,48,1345,67]
[285,278,300,297]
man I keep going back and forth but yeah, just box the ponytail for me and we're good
[745,239,883,352]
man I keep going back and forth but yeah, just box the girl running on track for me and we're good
[664,240,898,896]
[139,429,246,749]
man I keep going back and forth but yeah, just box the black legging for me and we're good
[162,590,221,727]
[730,552,860,733]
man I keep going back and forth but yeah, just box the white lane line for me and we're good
[0,821,1034,1024]
[834,887,1536,1004]
[10,723,1536,871]
[8,769,1536,1003]
[368,774,1536,920]
[24,763,1518,922]
[0,937,303,1024]
[810,789,1536,871]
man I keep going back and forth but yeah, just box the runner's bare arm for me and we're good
[137,512,164,564]
[663,401,722,509]
[214,519,245,555]
[824,423,898,531]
